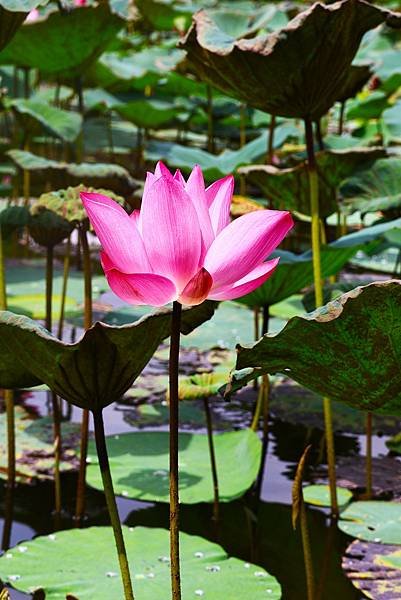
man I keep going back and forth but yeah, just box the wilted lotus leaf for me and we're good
[28,206,73,248]
[230,195,264,218]
[0,204,29,238]
[336,63,373,103]
[343,539,401,599]
[228,281,401,415]
[341,157,401,215]
[180,2,401,120]
[0,4,123,79]
[236,244,359,308]
[34,185,124,225]
[239,148,385,217]
[178,372,229,401]
[7,150,137,198]
[0,302,215,411]
[9,98,82,143]
[0,0,43,53]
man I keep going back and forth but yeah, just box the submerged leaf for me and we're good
[180,2,401,120]
[0,302,215,410]
[229,281,401,415]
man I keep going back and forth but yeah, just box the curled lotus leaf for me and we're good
[34,185,124,225]
[28,206,74,247]
[7,150,137,198]
[0,204,29,238]
[228,281,401,415]
[0,1,43,53]
[0,302,216,411]
[0,4,123,79]
[238,147,385,217]
[180,2,401,120]
[177,371,229,401]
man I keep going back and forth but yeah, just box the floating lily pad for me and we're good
[0,405,80,482]
[229,281,401,416]
[0,526,281,599]
[7,293,77,321]
[303,485,352,510]
[86,429,261,504]
[239,148,385,218]
[133,402,206,429]
[339,501,401,544]
[343,539,401,600]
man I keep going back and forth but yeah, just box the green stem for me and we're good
[93,410,134,600]
[266,115,276,164]
[239,104,247,196]
[300,500,315,600]
[46,245,62,522]
[366,412,373,499]
[338,101,346,136]
[254,374,270,500]
[169,301,182,600]
[57,236,71,340]
[203,396,219,537]
[75,225,92,525]
[304,118,338,518]
[0,227,16,551]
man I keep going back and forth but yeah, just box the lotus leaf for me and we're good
[0,205,29,238]
[238,148,385,217]
[0,5,123,79]
[28,206,73,247]
[303,485,352,509]
[383,101,401,143]
[346,90,389,121]
[9,98,82,142]
[113,98,183,129]
[180,2,401,120]
[0,1,43,53]
[86,429,261,503]
[339,501,401,544]
[0,302,215,410]
[228,281,401,415]
[336,63,373,103]
[0,526,281,599]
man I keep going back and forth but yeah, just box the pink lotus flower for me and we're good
[81,163,293,307]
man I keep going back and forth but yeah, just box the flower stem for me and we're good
[93,410,134,600]
[366,412,373,499]
[57,235,71,340]
[0,226,16,551]
[266,115,276,164]
[300,500,315,600]
[254,374,270,500]
[46,245,62,523]
[304,118,338,518]
[169,301,182,600]
[203,396,219,538]
[75,225,92,525]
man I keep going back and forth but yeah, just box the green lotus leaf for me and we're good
[145,123,299,180]
[0,405,80,483]
[336,63,373,103]
[7,149,137,198]
[341,157,401,215]
[0,204,29,238]
[178,371,229,400]
[0,302,216,410]
[0,526,281,599]
[239,148,385,217]
[339,501,401,544]
[375,48,401,94]
[86,429,261,504]
[236,244,359,308]
[7,292,78,321]
[303,485,352,510]
[34,185,124,224]
[383,101,401,143]
[136,0,193,32]
[9,98,82,142]
[0,5,123,79]
[204,4,287,39]
[0,1,44,53]
[343,538,401,599]
[113,98,183,129]
[346,90,389,121]
[228,281,401,415]
[28,206,74,247]
[180,2,401,120]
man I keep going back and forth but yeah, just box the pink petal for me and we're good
[105,269,177,306]
[81,192,150,273]
[206,175,234,236]
[174,169,186,186]
[154,161,173,179]
[179,267,213,306]
[141,176,202,290]
[209,259,279,300]
[130,209,140,226]
[204,209,293,289]
[185,165,214,257]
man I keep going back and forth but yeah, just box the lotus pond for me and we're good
[2,1,401,599]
